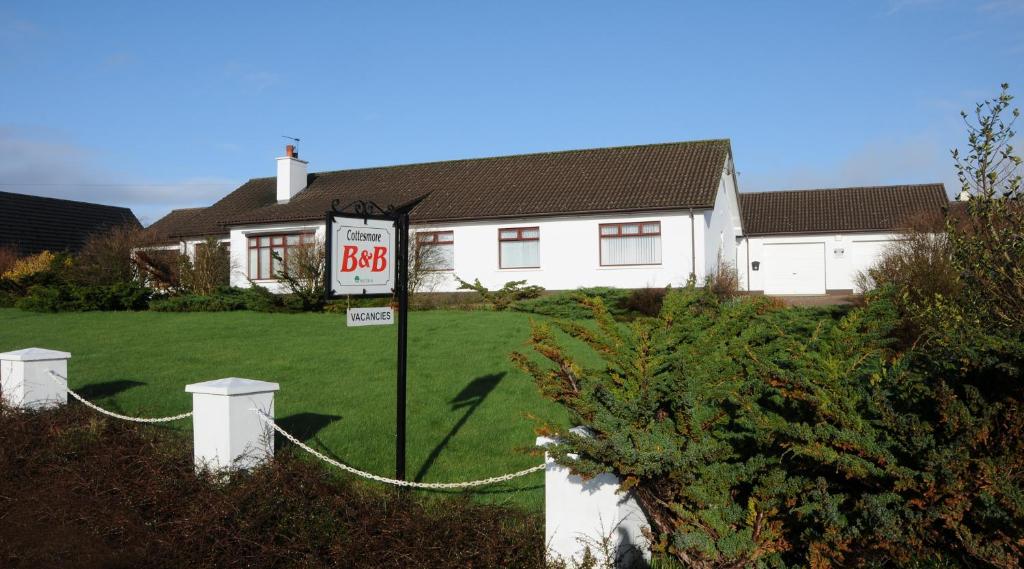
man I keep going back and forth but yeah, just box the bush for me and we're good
[455,277,545,311]
[864,85,1024,566]
[15,282,152,312]
[513,288,632,320]
[0,245,18,277]
[409,291,486,311]
[2,250,65,281]
[150,291,248,312]
[512,86,1024,567]
[134,248,182,290]
[71,224,145,286]
[514,286,914,567]
[705,255,739,300]
[148,286,317,313]
[620,286,668,317]
[0,404,546,569]
[854,211,958,300]
[180,237,231,295]
[271,238,326,312]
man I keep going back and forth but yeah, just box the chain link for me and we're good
[255,409,545,489]
[47,370,193,424]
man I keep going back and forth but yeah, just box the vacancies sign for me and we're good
[346,306,394,327]
[327,216,395,296]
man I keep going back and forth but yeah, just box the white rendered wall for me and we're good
[228,212,700,293]
[701,162,743,282]
[737,232,900,294]
[414,210,701,292]
[228,223,327,293]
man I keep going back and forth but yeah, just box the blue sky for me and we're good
[1,1,1021,224]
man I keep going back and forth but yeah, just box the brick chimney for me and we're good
[276,145,308,203]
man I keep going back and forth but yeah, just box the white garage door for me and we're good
[763,242,826,295]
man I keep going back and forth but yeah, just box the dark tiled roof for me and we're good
[143,207,210,245]
[739,184,948,236]
[147,140,731,237]
[0,191,140,256]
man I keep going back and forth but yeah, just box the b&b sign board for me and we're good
[327,216,395,297]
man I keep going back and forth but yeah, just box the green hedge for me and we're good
[511,287,632,319]
[14,282,151,312]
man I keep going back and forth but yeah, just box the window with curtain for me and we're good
[415,231,455,271]
[247,233,314,280]
[599,221,662,266]
[499,227,540,269]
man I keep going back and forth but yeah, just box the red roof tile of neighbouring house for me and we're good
[738,184,949,236]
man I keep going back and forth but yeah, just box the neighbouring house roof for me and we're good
[738,184,949,236]
[147,140,732,239]
[0,191,141,257]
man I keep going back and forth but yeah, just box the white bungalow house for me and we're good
[145,141,946,296]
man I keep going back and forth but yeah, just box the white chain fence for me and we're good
[255,409,545,489]
[47,370,193,424]
[43,369,542,488]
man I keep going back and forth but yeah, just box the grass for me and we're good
[0,308,580,510]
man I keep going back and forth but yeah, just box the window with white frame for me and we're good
[247,233,314,280]
[599,221,662,266]
[499,227,540,269]
[416,231,455,271]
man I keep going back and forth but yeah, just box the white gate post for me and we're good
[185,377,280,472]
[538,427,651,568]
[0,348,71,409]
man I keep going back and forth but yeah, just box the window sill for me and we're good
[596,264,663,270]
[498,267,541,271]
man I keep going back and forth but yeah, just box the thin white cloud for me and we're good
[978,0,1024,13]
[102,52,137,68]
[885,0,942,16]
[0,17,39,43]
[223,62,281,92]
[740,135,959,198]
[0,126,238,226]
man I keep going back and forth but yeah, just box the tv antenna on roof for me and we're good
[282,135,301,153]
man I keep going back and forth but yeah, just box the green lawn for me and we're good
[0,308,579,510]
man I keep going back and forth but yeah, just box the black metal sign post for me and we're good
[325,195,427,481]
[394,209,410,481]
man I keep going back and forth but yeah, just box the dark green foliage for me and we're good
[456,276,545,310]
[513,287,633,319]
[620,286,669,317]
[515,86,1024,568]
[149,288,250,312]
[148,285,318,313]
[514,288,917,567]
[2,247,152,312]
[15,282,151,312]
[242,282,297,312]
[0,404,546,569]
[864,85,1023,567]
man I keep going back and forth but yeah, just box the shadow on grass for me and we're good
[75,380,145,400]
[275,412,343,453]
[414,372,505,483]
